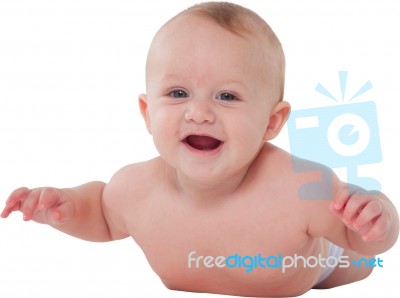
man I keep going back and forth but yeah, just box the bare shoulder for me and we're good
[101,157,165,239]
[103,157,164,203]
[256,143,340,199]
[256,143,346,241]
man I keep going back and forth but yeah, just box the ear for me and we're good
[138,94,152,134]
[263,101,291,141]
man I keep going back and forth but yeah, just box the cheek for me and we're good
[148,104,165,129]
[148,111,171,156]
[230,111,269,144]
[148,106,180,141]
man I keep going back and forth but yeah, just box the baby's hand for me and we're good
[1,187,72,224]
[331,185,391,242]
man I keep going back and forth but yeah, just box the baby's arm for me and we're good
[305,169,399,256]
[1,181,128,242]
[329,184,399,255]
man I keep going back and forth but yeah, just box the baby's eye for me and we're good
[216,92,237,101]
[169,89,189,98]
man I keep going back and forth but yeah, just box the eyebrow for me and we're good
[159,73,251,92]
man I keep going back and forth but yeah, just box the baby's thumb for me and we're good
[47,203,73,225]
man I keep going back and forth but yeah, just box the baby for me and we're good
[2,2,399,297]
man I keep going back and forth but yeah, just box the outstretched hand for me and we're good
[331,184,391,242]
[1,187,72,225]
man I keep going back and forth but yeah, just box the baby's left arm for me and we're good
[330,184,399,255]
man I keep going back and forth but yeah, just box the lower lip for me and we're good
[182,141,224,156]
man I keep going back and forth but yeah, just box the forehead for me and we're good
[146,14,269,87]
[150,15,258,61]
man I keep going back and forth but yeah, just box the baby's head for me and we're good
[147,1,285,103]
[139,2,290,183]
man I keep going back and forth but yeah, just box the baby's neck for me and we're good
[171,167,249,205]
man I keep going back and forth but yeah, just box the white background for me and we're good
[0,0,399,297]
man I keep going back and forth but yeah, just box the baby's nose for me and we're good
[184,99,216,124]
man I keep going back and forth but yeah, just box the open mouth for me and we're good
[184,135,223,151]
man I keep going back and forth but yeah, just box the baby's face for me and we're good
[141,14,281,184]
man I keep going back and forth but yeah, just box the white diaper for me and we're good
[315,242,344,285]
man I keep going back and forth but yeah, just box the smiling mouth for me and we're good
[183,135,223,151]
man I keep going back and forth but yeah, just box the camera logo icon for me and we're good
[327,112,371,158]
[287,71,382,199]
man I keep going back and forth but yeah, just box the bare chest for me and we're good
[124,192,314,295]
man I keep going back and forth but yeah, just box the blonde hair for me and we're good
[179,2,285,102]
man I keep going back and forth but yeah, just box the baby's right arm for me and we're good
[1,181,128,242]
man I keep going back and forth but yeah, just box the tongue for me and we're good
[186,135,221,151]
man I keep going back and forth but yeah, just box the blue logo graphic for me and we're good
[287,71,382,199]
[187,251,383,274]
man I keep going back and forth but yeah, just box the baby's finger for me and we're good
[362,214,391,242]
[333,184,365,212]
[1,202,18,218]
[353,201,383,231]
[21,189,42,221]
[6,187,30,204]
[47,202,72,225]
[37,187,62,210]
[1,204,19,218]
[1,187,30,218]
[333,184,361,211]
[342,193,368,224]
[332,185,349,211]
